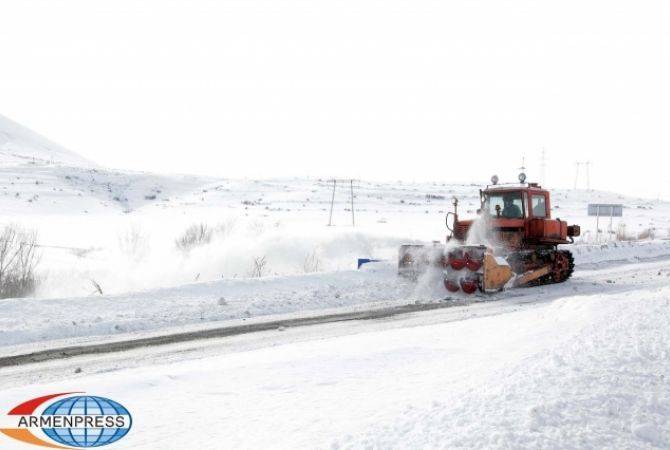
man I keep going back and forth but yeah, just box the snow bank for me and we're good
[571,239,670,266]
[2,239,670,352]
[0,263,432,349]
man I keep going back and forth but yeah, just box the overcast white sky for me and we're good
[1,0,669,198]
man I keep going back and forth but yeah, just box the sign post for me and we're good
[588,204,623,242]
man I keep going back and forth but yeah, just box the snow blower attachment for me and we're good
[444,246,525,293]
[399,175,580,294]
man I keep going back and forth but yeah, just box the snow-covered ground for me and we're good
[1,256,669,449]
[2,115,670,449]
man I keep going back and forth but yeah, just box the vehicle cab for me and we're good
[482,183,550,221]
[450,175,579,248]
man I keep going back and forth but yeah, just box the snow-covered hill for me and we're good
[0,114,216,216]
[0,114,95,168]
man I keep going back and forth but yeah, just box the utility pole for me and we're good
[327,179,356,227]
[350,179,355,227]
[596,205,600,244]
[328,180,336,226]
[573,161,592,191]
[540,148,546,186]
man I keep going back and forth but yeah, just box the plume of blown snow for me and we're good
[410,239,460,301]
[33,215,413,298]
[465,213,504,249]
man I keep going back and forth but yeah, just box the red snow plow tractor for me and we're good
[399,174,581,294]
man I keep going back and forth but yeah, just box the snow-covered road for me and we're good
[1,256,669,449]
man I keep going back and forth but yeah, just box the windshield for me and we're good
[484,192,524,218]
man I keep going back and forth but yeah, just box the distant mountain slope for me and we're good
[0,114,95,167]
[0,114,216,216]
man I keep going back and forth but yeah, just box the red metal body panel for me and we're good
[490,218,525,228]
[453,220,473,241]
[527,218,568,242]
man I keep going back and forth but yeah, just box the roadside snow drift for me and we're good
[1,240,669,351]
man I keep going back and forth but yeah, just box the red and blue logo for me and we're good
[0,393,132,448]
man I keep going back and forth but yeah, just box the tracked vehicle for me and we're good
[399,174,581,293]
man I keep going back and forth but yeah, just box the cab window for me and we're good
[485,192,524,218]
[531,194,547,218]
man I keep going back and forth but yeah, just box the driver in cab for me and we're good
[502,195,522,218]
